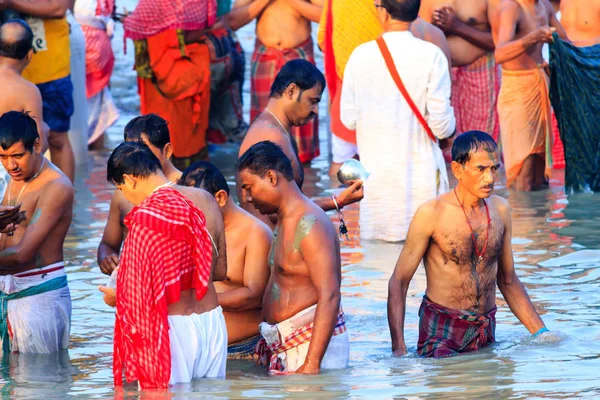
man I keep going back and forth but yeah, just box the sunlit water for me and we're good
[2,5,600,399]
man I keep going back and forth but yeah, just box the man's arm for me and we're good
[97,191,125,275]
[3,0,68,18]
[197,189,228,281]
[426,50,456,139]
[494,2,554,64]
[217,227,272,311]
[546,0,568,41]
[312,180,363,212]
[23,85,49,153]
[284,0,323,23]
[226,0,271,31]
[388,202,436,355]
[0,181,73,269]
[433,6,495,51]
[296,217,340,374]
[496,198,546,334]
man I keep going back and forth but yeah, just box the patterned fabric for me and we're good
[250,38,320,163]
[550,34,600,191]
[451,52,501,142]
[113,186,213,389]
[417,296,496,358]
[123,0,217,41]
[205,28,248,144]
[497,67,553,187]
[551,112,565,170]
[254,308,347,373]
[227,334,262,359]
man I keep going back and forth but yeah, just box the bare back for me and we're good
[422,194,505,313]
[256,0,313,49]
[0,161,73,274]
[420,0,491,65]
[560,0,600,46]
[0,69,45,139]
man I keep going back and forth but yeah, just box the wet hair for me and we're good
[0,19,34,60]
[107,141,162,185]
[0,111,39,152]
[124,114,170,150]
[452,130,499,165]
[381,0,421,22]
[236,141,295,182]
[269,59,326,99]
[179,161,230,195]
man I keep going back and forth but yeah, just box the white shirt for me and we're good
[340,31,455,242]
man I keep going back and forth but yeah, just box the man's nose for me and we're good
[312,104,319,115]
[7,158,17,170]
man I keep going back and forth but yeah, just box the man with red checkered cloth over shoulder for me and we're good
[237,141,349,375]
[99,142,227,389]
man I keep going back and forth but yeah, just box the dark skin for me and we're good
[387,149,546,355]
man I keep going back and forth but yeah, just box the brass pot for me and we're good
[337,159,370,185]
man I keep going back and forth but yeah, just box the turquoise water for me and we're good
[2,7,600,399]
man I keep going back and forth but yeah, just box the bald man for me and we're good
[0,20,49,151]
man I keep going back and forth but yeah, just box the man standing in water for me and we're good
[388,131,548,358]
[179,162,272,359]
[238,60,364,229]
[491,0,567,191]
[97,114,226,279]
[237,141,349,374]
[102,142,227,388]
[0,111,73,353]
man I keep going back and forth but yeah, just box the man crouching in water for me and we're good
[101,142,227,388]
[0,111,73,354]
[237,141,349,374]
[388,130,548,358]
[179,162,273,359]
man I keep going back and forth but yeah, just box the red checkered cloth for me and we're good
[254,307,346,373]
[113,186,213,389]
[80,0,115,98]
[417,296,496,358]
[250,38,320,163]
[123,0,217,41]
[551,111,565,169]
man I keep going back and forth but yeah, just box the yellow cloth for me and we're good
[317,0,382,79]
[22,18,71,85]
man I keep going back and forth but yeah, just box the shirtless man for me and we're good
[388,131,548,358]
[179,162,272,359]
[238,60,363,229]
[0,20,48,152]
[237,141,348,374]
[99,142,227,388]
[97,115,226,281]
[491,0,567,191]
[0,111,73,354]
[232,0,323,163]
[420,0,500,143]
[559,0,600,46]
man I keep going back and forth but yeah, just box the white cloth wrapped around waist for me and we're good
[257,303,350,373]
[0,263,71,354]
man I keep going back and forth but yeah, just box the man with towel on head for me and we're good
[549,0,600,192]
[491,0,568,191]
[101,142,227,388]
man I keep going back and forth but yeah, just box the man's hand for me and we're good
[336,180,364,208]
[433,6,459,34]
[529,26,556,45]
[98,285,116,308]
[0,205,26,233]
[99,253,119,275]
[295,359,320,374]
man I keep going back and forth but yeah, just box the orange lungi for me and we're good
[137,29,211,164]
[497,67,553,187]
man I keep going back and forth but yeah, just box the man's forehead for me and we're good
[468,149,499,164]
[0,142,26,155]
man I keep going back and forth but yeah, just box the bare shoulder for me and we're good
[498,0,521,15]
[111,189,132,211]
[43,165,74,201]
[240,120,285,155]
[488,195,510,217]
[245,212,273,242]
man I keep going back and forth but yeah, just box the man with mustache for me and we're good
[238,59,364,229]
[388,130,548,358]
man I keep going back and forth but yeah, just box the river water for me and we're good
[1,5,600,399]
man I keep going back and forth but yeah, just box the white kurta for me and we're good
[341,31,455,242]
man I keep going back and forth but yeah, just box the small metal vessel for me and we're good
[337,159,370,185]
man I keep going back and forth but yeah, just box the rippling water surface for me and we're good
[1,5,600,399]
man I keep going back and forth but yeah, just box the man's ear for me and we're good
[286,83,298,100]
[214,189,228,208]
[450,161,464,181]
[123,174,137,189]
[266,170,279,186]
[163,143,173,160]
[33,138,41,154]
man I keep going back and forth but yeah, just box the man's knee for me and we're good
[48,131,69,149]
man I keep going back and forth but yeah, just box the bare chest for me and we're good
[269,224,310,278]
[516,3,550,37]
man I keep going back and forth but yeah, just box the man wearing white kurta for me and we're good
[340,0,455,242]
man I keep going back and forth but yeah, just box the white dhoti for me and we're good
[257,304,349,373]
[87,87,119,145]
[0,263,72,354]
[168,306,228,384]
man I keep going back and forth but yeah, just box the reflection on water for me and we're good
[1,6,600,399]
